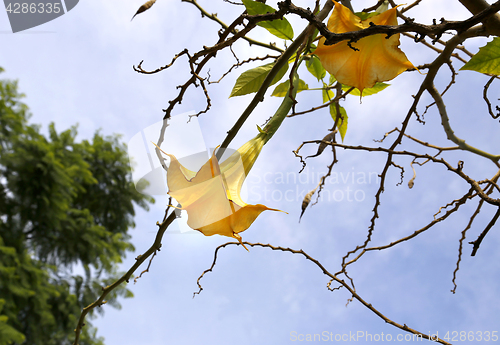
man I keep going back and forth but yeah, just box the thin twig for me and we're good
[470,207,500,256]
[182,0,284,53]
[451,198,483,293]
[72,212,177,345]
[483,76,500,119]
[195,241,452,345]
[216,0,336,159]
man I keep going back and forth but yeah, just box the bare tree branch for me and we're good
[470,207,500,256]
[195,241,452,345]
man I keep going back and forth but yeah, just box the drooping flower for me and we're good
[313,1,414,94]
[157,133,282,249]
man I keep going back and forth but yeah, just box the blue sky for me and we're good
[2,1,500,344]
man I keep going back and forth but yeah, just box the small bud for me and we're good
[375,0,389,13]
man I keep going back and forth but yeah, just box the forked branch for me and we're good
[195,241,452,345]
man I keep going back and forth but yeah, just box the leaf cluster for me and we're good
[0,69,152,345]
[226,1,396,142]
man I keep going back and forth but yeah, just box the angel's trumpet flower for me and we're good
[159,134,281,250]
[314,1,414,95]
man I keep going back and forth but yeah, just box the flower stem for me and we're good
[261,62,301,144]
[216,0,334,160]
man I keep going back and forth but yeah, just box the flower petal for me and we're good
[167,150,235,229]
[314,1,414,94]
[164,136,282,244]
[197,203,280,237]
[326,0,363,32]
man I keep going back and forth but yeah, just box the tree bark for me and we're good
[458,0,500,36]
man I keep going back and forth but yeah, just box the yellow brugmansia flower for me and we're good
[314,0,414,94]
[157,133,282,250]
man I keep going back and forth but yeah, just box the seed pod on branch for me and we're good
[306,132,334,159]
[299,187,318,222]
[131,0,157,21]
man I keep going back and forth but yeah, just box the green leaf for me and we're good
[322,87,335,104]
[308,28,320,51]
[306,55,326,81]
[343,82,390,96]
[230,62,289,97]
[355,11,379,20]
[256,125,266,134]
[0,299,26,345]
[329,74,336,86]
[242,0,294,40]
[460,37,500,75]
[271,78,309,97]
[329,103,348,142]
[258,19,294,41]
